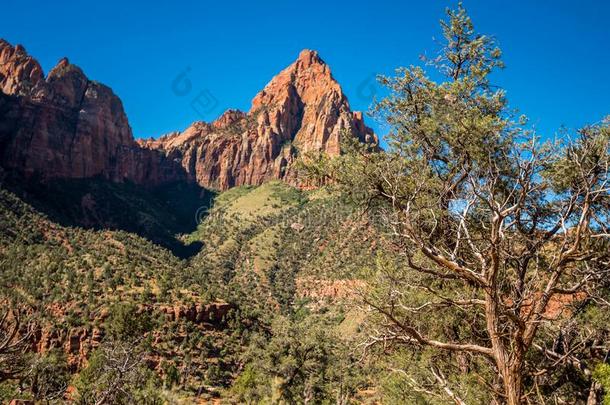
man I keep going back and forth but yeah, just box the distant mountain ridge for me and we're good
[0,41,376,190]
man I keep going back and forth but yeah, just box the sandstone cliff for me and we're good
[139,49,377,190]
[0,41,375,190]
[0,39,186,185]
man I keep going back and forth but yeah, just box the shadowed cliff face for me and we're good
[138,49,377,190]
[0,40,207,257]
[0,40,187,185]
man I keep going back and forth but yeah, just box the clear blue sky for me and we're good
[2,0,609,141]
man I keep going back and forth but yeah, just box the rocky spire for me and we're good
[0,40,44,95]
[144,49,377,189]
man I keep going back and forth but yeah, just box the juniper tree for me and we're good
[305,4,610,404]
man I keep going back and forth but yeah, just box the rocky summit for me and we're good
[0,42,376,189]
[139,49,377,190]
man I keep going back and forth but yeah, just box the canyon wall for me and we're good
[0,41,375,190]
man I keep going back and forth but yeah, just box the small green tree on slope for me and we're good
[305,4,610,404]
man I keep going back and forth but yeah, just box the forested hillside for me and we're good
[0,179,388,403]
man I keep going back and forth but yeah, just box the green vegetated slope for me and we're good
[2,176,214,258]
[0,179,386,403]
[188,181,384,308]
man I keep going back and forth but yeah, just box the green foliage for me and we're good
[302,3,610,404]
[73,341,163,405]
[24,350,70,402]
[0,380,21,403]
[231,364,266,403]
[379,347,492,405]
[545,119,610,194]
[105,302,154,341]
[0,173,383,402]
[161,360,180,388]
[594,364,610,405]
[234,315,366,404]
[437,2,504,80]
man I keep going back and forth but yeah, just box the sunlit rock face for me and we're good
[138,49,377,190]
[0,41,375,190]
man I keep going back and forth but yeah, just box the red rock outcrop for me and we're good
[139,49,377,190]
[31,301,232,371]
[158,301,233,324]
[0,42,44,96]
[1,41,375,190]
[0,39,187,185]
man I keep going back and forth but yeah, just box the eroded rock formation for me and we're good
[32,301,232,370]
[138,49,377,189]
[0,39,186,185]
[0,41,375,189]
